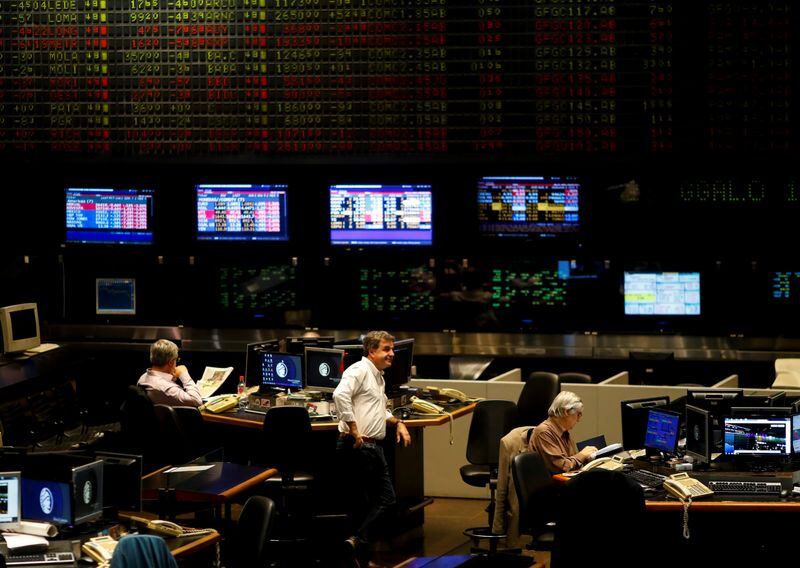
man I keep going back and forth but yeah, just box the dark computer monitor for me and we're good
[731,406,792,417]
[72,460,103,525]
[0,303,40,354]
[623,272,701,316]
[94,452,142,513]
[685,405,711,464]
[382,338,414,393]
[742,391,787,408]
[95,278,136,315]
[195,184,289,242]
[644,408,681,455]
[687,389,744,450]
[337,344,364,370]
[620,396,670,450]
[723,416,791,459]
[304,347,345,393]
[284,335,335,355]
[0,471,21,531]
[259,351,303,392]
[627,351,675,385]
[329,184,433,246]
[65,187,154,245]
[245,340,281,386]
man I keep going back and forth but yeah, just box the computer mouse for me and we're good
[781,489,791,499]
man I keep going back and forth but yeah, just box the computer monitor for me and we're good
[65,187,154,245]
[685,405,711,464]
[382,338,414,392]
[723,416,791,458]
[731,406,792,417]
[337,344,364,370]
[245,340,281,386]
[259,351,303,392]
[0,303,40,354]
[0,471,21,530]
[72,460,103,525]
[643,408,681,455]
[742,391,787,408]
[793,414,800,454]
[22,478,73,525]
[623,272,701,315]
[627,351,675,385]
[477,175,580,238]
[284,335,335,355]
[94,452,142,513]
[96,278,136,315]
[329,184,433,246]
[620,396,670,450]
[687,389,743,450]
[304,348,345,393]
[195,184,289,242]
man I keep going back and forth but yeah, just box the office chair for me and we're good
[110,534,177,568]
[557,372,591,386]
[552,470,646,568]
[230,496,277,568]
[460,400,518,553]
[172,406,222,462]
[511,452,557,555]
[119,386,164,470]
[153,405,193,464]
[449,356,494,380]
[517,372,559,426]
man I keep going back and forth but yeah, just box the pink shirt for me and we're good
[137,369,202,407]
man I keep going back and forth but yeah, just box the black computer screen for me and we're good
[9,309,37,341]
[284,336,335,355]
[259,352,303,391]
[685,405,711,463]
[304,348,344,393]
[620,396,670,450]
[382,338,414,392]
[643,408,680,454]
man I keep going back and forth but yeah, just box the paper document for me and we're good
[2,533,49,551]
[197,366,234,398]
[593,443,624,460]
[5,521,58,538]
[164,465,214,474]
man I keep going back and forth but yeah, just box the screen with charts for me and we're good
[65,188,154,245]
[0,473,20,527]
[724,417,791,456]
[259,352,303,391]
[330,185,433,246]
[643,409,680,454]
[477,176,580,238]
[624,272,701,316]
[196,184,289,242]
[96,278,136,315]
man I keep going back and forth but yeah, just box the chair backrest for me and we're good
[511,452,558,537]
[120,385,157,435]
[171,406,214,460]
[449,356,494,380]
[153,405,193,464]
[517,372,559,426]
[233,496,277,567]
[553,470,646,568]
[110,534,177,568]
[261,406,312,479]
[557,372,592,386]
[465,400,518,466]
[774,359,800,389]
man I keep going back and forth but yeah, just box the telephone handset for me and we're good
[204,395,239,413]
[426,386,471,403]
[410,396,445,414]
[146,519,215,538]
[579,454,626,473]
[663,472,714,500]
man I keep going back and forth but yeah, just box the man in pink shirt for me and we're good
[137,339,202,407]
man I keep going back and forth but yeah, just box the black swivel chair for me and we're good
[230,496,278,568]
[557,372,592,386]
[517,372,559,426]
[172,406,222,462]
[460,400,518,553]
[153,405,194,464]
[511,452,557,555]
[119,385,164,470]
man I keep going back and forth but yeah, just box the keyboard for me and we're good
[6,552,75,565]
[622,468,667,489]
[707,480,783,495]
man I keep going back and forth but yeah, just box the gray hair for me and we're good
[150,339,179,367]
[548,391,584,418]
[362,331,395,356]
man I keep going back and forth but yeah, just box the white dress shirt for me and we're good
[333,357,393,440]
[137,369,202,407]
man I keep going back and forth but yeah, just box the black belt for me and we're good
[339,433,380,444]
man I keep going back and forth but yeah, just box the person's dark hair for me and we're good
[362,331,395,356]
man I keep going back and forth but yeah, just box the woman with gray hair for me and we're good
[528,391,597,473]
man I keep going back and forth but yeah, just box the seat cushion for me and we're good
[460,464,491,488]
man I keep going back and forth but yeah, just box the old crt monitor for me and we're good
[382,338,414,393]
[284,335,335,355]
[643,408,681,455]
[0,303,40,354]
[724,416,791,459]
[685,405,711,464]
[624,272,701,315]
[477,175,580,238]
[620,396,669,450]
[96,278,136,315]
[329,184,433,246]
[196,184,289,242]
[65,187,154,245]
[259,351,303,392]
[0,471,21,530]
[304,347,344,393]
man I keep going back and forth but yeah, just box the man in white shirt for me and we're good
[334,331,411,567]
[137,339,202,407]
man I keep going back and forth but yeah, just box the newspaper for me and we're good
[197,366,234,399]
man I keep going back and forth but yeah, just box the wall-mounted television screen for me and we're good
[66,188,154,245]
[624,272,701,316]
[196,184,289,242]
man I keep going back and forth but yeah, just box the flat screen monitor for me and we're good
[245,340,281,386]
[95,452,141,512]
[196,184,289,242]
[742,391,787,408]
[382,338,414,392]
[477,175,580,238]
[793,414,800,454]
[329,184,433,246]
[620,396,670,450]
[685,405,711,463]
[95,278,136,315]
[723,416,791,457]
[0,471,21,530]
[337,344,364,370]
[0,303,40,354]
[304,348,344,393]
[72,460,103,525]
[65,187,154,245]
[284,335,335,355]
[22,478,73,525]
[628,351,675,385]
[643,408,681,455]
[259,352,303,392]
[624,272,701,315]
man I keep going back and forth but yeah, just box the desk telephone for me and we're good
[145,519,215,538]
[425,386,471,403]
[580,454,628,473]
[204,395,239,413]
[410,396,445,414]
[663,472,714,500]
